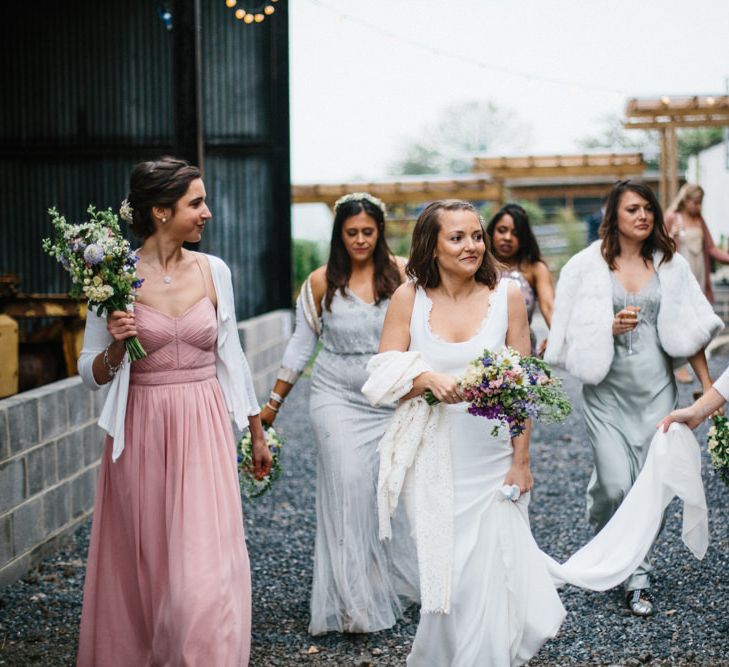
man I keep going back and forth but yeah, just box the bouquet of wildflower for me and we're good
[707,415,729,485]
[237,425,284,499]
[42,205,146,360]
[425,346,571,438]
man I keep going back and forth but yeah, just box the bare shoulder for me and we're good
[532,260,553,280]
[390,281,417,308]
[505,279,527,315]
[308,266,328,302]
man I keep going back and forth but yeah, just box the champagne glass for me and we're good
[624,292,639,355]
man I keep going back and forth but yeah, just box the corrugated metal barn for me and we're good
[1,0,291,319]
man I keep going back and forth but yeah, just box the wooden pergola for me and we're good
[293,152,648,209]
[292,176,503,207]
[624,95,729,208]
[472,152,646,179]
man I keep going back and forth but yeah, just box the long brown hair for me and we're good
[324,196,401,311]
[600,180,675,270]
[406,199,498,289]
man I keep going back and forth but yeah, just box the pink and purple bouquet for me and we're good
[42,205,147,361]
[425,346,571,438]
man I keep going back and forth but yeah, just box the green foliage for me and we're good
[292,239,325,297]
[553,207,586,271]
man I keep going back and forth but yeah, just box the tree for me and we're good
[390,100,532,176]
[578,114,724,171]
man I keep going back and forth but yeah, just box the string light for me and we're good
[225,0,278,24]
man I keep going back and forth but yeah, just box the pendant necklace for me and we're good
[143,256,182,285]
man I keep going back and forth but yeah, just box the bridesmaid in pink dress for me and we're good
[76,157,271,666]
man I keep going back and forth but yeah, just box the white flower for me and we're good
[119,199,134,223]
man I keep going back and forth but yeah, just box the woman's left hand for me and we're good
[503,462,533,495]
[251,434,273,480]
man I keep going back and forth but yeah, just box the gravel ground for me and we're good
[1,356,728,666]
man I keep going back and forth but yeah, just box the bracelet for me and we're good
[269,390,285,405]
[103,344,125,378]
[265,401,280,413]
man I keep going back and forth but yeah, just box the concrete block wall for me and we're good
[0,308,293,589]
[237,308,293,401]
[0,377,108,588]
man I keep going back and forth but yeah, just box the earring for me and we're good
[161,217,167,223]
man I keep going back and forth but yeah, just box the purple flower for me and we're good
[83,243,104,265]
[132,278,144,289]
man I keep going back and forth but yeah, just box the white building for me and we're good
[687,140,729,242]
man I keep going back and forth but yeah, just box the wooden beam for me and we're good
[659,128,669,210]
[624,116,729,130]
[172,0,204,170]
[292,179,503,205]
[668,126,678,206]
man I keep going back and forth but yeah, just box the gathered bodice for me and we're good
[409,279,510,380]
[130,297,217,384]
[500,268,536,322]
[319,290,389,355]
[610,272,661,351]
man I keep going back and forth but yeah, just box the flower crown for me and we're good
[119,198,134,224]
[334,192,387,216]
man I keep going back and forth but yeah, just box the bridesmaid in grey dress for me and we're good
[547,180,718,617]
[261,193,418,635]
[583,273,675,600]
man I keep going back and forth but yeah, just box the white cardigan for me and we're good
[78,253,260,461]
[545,241,724,385]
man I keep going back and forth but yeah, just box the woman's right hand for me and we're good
[424,372,463,404]
[107,310,138,342]
[658,406,704,432]
[259,404,278,427]
[612,306,639,337]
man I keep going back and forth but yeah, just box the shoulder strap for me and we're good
[300,276,322,337]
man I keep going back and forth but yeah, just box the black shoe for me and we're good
[626,589,654,617]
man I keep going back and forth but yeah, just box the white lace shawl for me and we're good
[362,350,455,614]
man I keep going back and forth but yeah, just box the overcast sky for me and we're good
[289,0,729,184]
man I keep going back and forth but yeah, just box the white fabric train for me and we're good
[363,350,709,615]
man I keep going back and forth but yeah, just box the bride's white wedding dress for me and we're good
[406,280,564,665]
[365,279,709,667]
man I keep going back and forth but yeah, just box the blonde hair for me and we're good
[668,182,704,214]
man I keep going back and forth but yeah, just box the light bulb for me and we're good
[226,0,236,7]
[244,13,254,23]
[235,8,245,18]
[254,13,264,21]
[264,5,275,14]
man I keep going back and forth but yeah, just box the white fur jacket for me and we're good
[545,241,723,386]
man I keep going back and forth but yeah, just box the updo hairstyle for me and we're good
[126,157,201,239]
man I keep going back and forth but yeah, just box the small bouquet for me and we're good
[707,415,729,485]
[237,425,284,499]
[42,205,146,360]
[425,346,571,438]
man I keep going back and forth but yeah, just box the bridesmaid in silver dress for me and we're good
[547,180,721,617]
[260,193,418,635]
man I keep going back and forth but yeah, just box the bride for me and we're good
[365,199,710,666]
[375,200,564,665]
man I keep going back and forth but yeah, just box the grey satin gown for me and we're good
[582,273,677,591]
[308,290,418,635]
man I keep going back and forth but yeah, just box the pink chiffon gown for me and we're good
[77,297,251,666]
